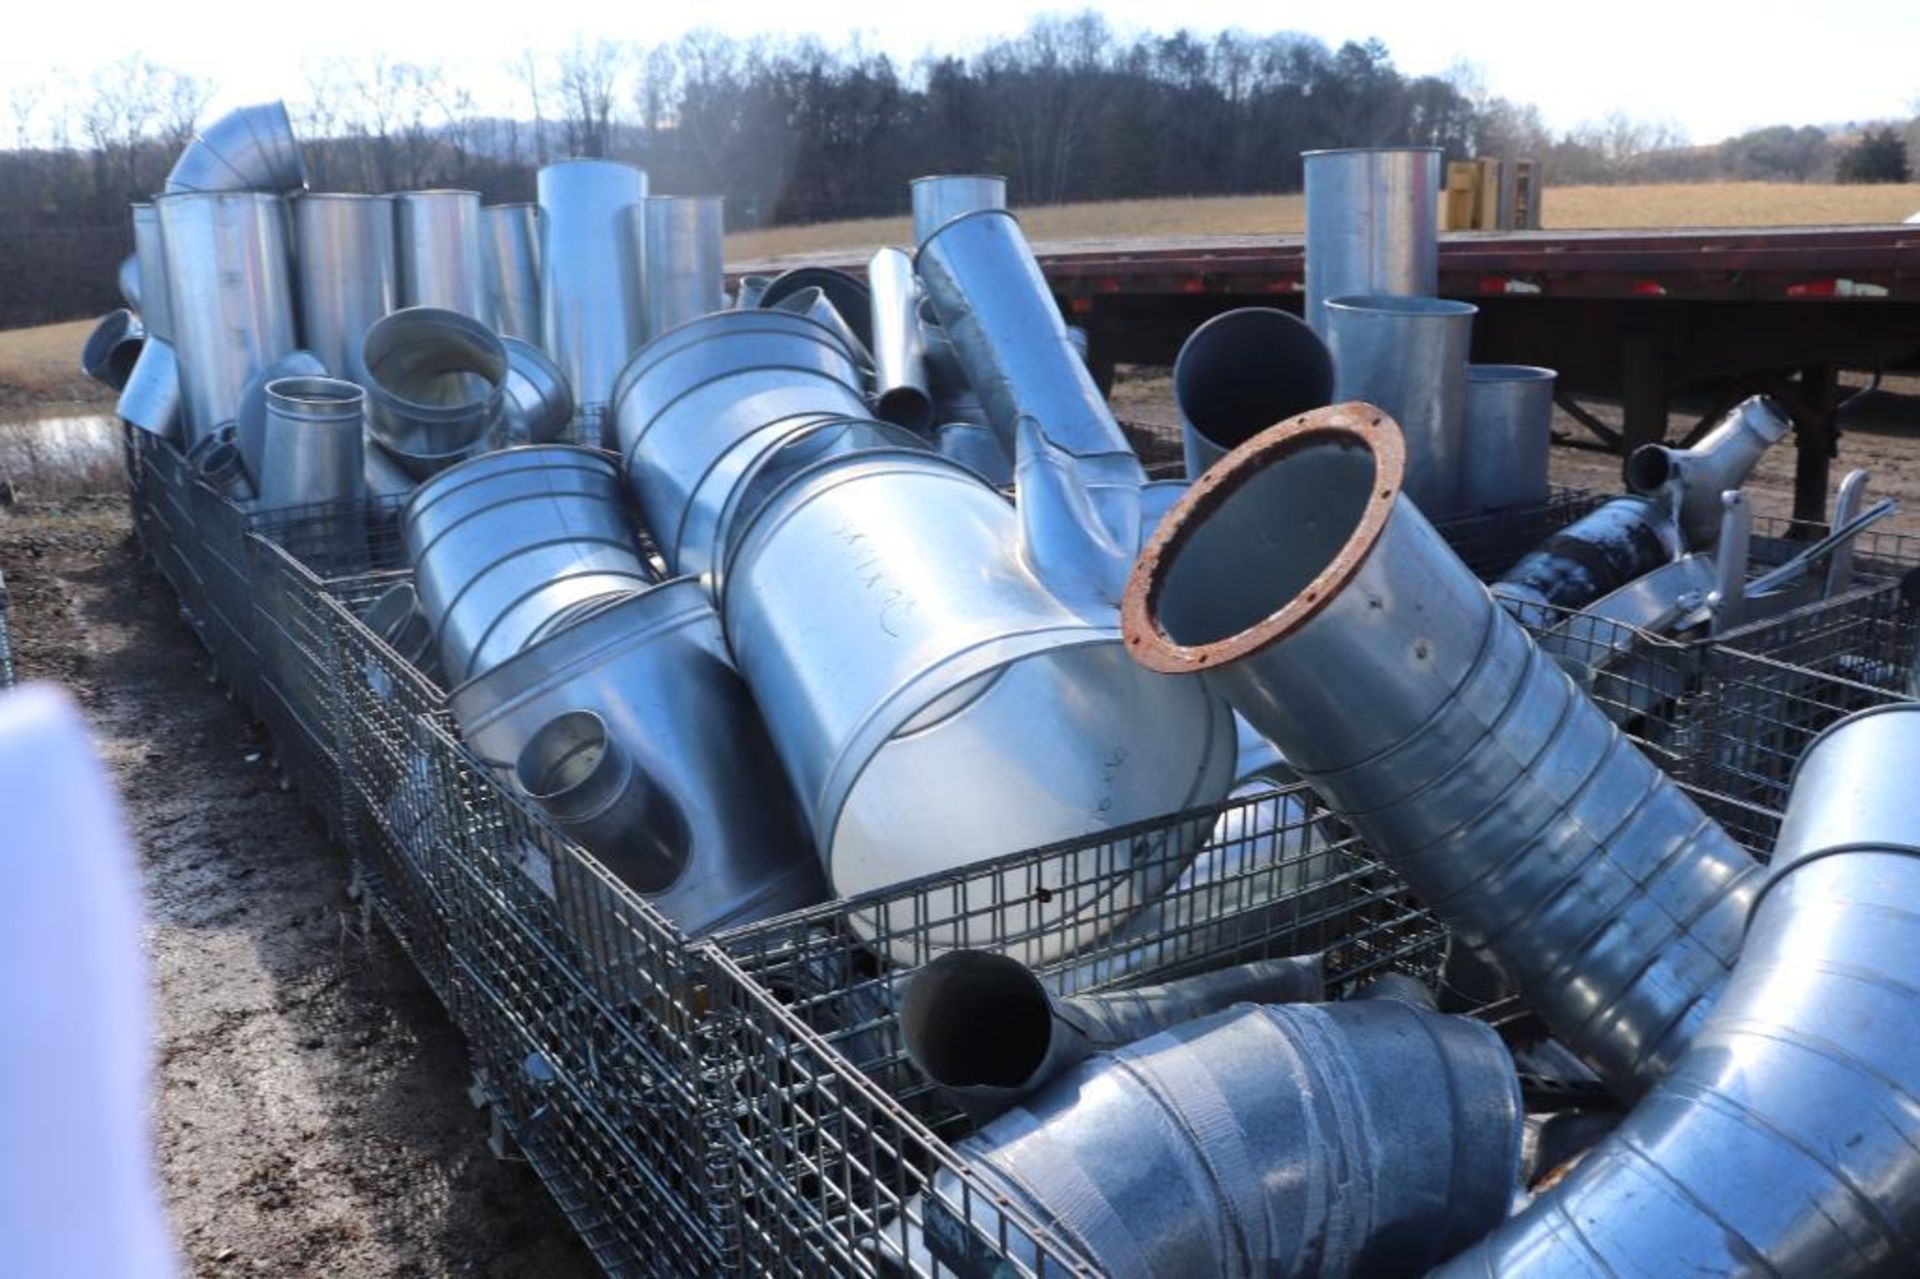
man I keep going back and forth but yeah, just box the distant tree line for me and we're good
[1,14,1914,328]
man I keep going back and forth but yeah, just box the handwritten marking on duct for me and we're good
[832,521,917,637]
[1092,745,1128,824]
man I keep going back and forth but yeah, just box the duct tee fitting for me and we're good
[639,195,725,339]
[80,309,144,391]
[480,202,541,341]
[1494,495,1682,626]
[910,173,1008,244]
[256,376,367,514]
[156,191,298,445]
[907,998,1522,1278]
[293,193,397,381]
[393,190,485,319]
[867,247,933,432]
[1624,394,1792,551]
[1462,364,1556,513]
[450,578,825,937]
[1440,702,1920,1276]
[723,446,1234,964]
[1173,307,1334,478]
[164,101,306,194]
[538,159,647,441]
[403,446,657,683]
[1302,146,1440,337]
[903,949,1324,1121]
[1123,404,1761,1098]
[355,306,507,479]
[1325,294,1475,519]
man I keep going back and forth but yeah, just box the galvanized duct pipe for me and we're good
[293,192,397,381]
[1325,294,1476,519]
[759,266,874,350]
[354,306,507,480]
[235,350,327,486]
[910,173,1007,244]
[902,998,1522,1278]
[538,159,647,440]
[156,191,298,445]
[935,420,1013,486]
[1440,702,1920,1277]
[1123,405,1761,1098]
[1173,307,1334,478]
[733,275,772,309]
[80,309,144,391]
[196,440,255,503]
[1624,394,1792,551]
[116,254,140,311]
[611,310,869,575]
[163,101,306,194]
[364,443,415,499]
[1494,495,1682,627]
[118,204,181,441]
[722,445,1234,965]
[867,247,933,432]
[1461,364,1556,514]
[903,949,1324,1121]
[639,195,724,339]
[256,376,366,512]
[403,446,657,683]
[450,578,826,937]
[394,190,485,319]
[480,202,541,341]
[1302,146,1440,337]
[771,287,873,372]
[499,338,575,445]
[361,582,435,671]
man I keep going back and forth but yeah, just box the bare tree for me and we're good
[509,50,549,165]
[555,39,625,158]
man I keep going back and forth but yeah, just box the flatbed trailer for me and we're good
[735,224,1920,524]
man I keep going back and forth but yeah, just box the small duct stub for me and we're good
[394,190,486,320]
[1173,307,1334,478]
[480,202,541,342]
[1302,146,1440,337]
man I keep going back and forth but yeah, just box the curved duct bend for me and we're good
[1493,494,1682,627]
[355,306,507,480]
[1124,404,1761,1098]
[1625,393,1791,551]
[902,949,1323,1121]
[1440,702,1920,1276]
[80,309,145,391]
[164,101,306,194]
[1174,307,1334,479]
[898,998,1522,1277]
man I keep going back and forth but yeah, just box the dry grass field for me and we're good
[0,317,107,408]
[727,180,1920,260]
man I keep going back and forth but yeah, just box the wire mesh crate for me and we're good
[1435,485,1608,579]
[0,569,13,689]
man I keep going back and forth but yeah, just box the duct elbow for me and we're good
[164,102,306,195]
[1624,394,1792,551]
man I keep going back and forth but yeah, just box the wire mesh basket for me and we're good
[0,569,13,689]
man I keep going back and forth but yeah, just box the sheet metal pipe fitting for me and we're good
[354,306,507,480]
[164,101,306,194]
[156,191,299,445]
[293,192,397,381]
[403,446,657,683]
[1624,393,1792,551]
[513,708,689,892]
[902,950,1323,1121]
[256,376,367,513]
[1440,703,1920,1276]
[80,309,144,391]
[1325,293,1475,519]
[910,172,1007,244]
[1173,307,1334,478]
[913,999,1522,1278]
[1123,404,1761,1098]
[538,160,647,442]
[733,274,772,309]
[120,204,181,439]
[1302,146,1440,336]
[394,190,485,319]
[935,420,1013,486]
[499,338,575,445]
[771,287,873,372]
[759,266,874,350]
[867,246,933,432]
[450,578,825,937]
[361,582,434,671]
[116,253,141,311]
[1494,495,1682,626]
[1461,364,1557,513]
[235,350,328,486]
[196,440,256,503]
[722,446,1234,964]
[480,202,541,341]
[639,195,724,339]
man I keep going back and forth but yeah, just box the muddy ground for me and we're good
[0,497,592,1276]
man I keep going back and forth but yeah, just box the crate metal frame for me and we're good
[0,568,13,688]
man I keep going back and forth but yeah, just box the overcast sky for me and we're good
[5,0,1916,145]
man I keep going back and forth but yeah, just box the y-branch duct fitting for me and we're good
[1123,403,1762,1099]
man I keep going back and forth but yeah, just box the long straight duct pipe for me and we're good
[1325,293,1475,519]
[293,193,398,382]
[906,998,1522,1277]
[394,190,485,319]
[480,202,541,341]
[538,159,647,441]
[118,204,181,440]
[723,445,1235,965]
[1624,393,1792,551]
[1124,404,1761,1097]
[164,101,306,194]
[902,950,1323,1120]
[1494,495,1681,625]
[910,173,1007,244]
[1302,146,1440,336]
[156,191,299,445]
[1173,307,1334,478]
[639,195,724,339]
[1439,703,1920,1276]
[867,247,933,432]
